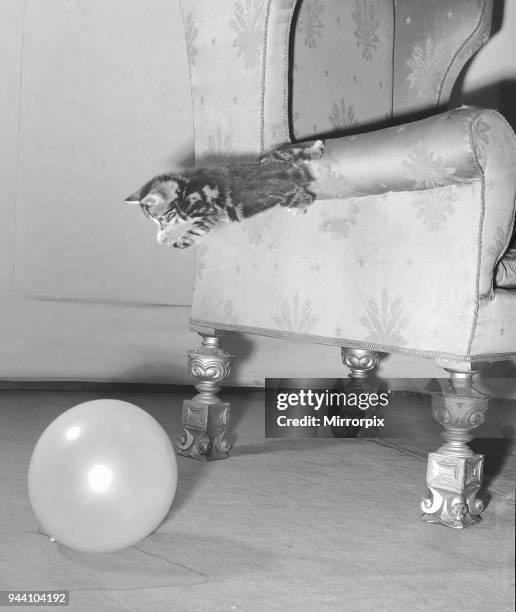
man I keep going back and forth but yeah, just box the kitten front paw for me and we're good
[172,237,194,249]
[286,207,308,216]
[308,139,324,159]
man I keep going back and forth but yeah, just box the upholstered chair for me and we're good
[177,0,516,528]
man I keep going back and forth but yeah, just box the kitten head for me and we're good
[125,174,188,243]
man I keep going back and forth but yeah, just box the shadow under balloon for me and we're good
[161,456,209,522]
[50,532,280,590]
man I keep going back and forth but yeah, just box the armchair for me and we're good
[177,0,516,528]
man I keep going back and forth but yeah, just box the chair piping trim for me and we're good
[467,109,487,355]
[259,0,273,154]
[189,318,516,362]
[438,1,489,105]
[390,0,396,122]
[282,1,294,145]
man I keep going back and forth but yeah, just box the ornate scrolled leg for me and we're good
[330,348,381,438]
[421,368,489,528]
[178,333,233,461]
[342,348,380,379]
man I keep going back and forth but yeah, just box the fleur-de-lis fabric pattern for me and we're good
[402,146,457,189]
[191,108,516,359]
[291,0,393,140]
[405,38,448,99]
[394,0,492,116]
[312,158,362,200]
[328,99,360,131]
[274,294,318,333]
[229,0,267,69]
[179,0,296,160]
[411,188,458,233]
[318,201,361,241]
[309,108,482,201]
[184,12,199,68]
[180,0,516,360]
[204,127,234,163]
[191,182,479,357]
[472,118,491,168]
[297,0,325,48]
[292,1,491,139]
[180,0,492,156]
[351,0,381,61]
[359,290,409,346]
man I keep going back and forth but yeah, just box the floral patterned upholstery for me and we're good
[181,0,516,365]
[311,108,491,199]
[182,0,494,152]
[291,0,493,138]
[182,0,296,158]
[393,0,493,117]
[291,0,394,140]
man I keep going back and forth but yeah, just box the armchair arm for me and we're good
[310,106,516,298]
[310,106,497,199]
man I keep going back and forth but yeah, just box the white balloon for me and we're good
[28,400,177,552]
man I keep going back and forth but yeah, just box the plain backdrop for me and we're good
[1,0,515,385]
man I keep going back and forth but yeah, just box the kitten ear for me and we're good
[125,185,168,207]
[125,177,182,206]
[125,187,144,204]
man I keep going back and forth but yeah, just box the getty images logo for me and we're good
[265,382,391,437]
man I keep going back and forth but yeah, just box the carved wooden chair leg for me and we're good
[331,348,381,438]
[178,333,233,461]
[342,348,380,380]
[421,365,489,528]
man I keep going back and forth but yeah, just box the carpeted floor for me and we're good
[0,389,514,612]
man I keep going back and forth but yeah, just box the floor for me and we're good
[0,388,514,612]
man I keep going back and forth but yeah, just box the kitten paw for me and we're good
[287,207,308,216]
[172,238,194,249]
[308,139,324,159]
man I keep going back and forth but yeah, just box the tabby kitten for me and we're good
[125,140,324,249]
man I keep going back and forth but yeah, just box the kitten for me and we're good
[125,140,324,249]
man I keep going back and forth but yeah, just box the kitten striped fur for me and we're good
[125,140,324,249]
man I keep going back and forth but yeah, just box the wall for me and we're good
[462,0,516,128]
[0,0,196,383]
[0,0,515,386]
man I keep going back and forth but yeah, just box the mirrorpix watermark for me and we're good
[265,379,391,438]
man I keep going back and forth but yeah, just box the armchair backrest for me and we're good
[181,0,297,161]
[392,0,493,119]
[291,0,394,140]
[180,0,493,159]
